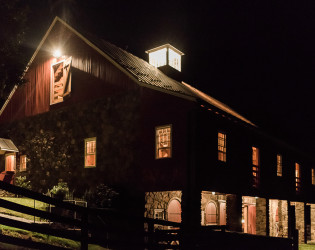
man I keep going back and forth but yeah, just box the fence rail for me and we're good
[0,180,299,249]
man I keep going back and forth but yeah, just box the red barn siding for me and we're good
[0,22,138,124]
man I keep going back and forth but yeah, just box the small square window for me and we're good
[20,155,27,172]
[85,138,96,168]
[156,125,172,159]
[5,153,16,172]
[218,132,226,162]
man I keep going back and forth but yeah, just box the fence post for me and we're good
[81,208,88,250]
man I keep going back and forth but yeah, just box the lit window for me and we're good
[154,209,165,220]
[218,132,227,162]
[295,163,301,193]
[252,147,260,188]
[277,154,282,177]
[50,57,72,105]
[85,138,96,168]
[312,169,315,186]
[20,155,26,172]
[156,125,172,159]
[5,154,16,172]
[169,48,181,71]
[148,48,167,68]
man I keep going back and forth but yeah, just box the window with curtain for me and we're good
[5,154,16,172]
[156,125,172,159]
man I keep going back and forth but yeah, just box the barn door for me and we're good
[167,200,181,223]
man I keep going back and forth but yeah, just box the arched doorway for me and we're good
[205,202,217,225]
[167,199,181,223]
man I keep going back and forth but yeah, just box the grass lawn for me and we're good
[0,197,49,221]
[300,244,315,250]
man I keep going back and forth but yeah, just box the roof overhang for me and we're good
[0,139,19,154]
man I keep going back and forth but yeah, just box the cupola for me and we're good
[146,44,184,81]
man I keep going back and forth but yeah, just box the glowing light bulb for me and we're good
[53,49,62,58]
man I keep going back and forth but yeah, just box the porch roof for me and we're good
[0,139,18,154]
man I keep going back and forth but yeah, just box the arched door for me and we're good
[167,199,181,223]
[205,202,217,225]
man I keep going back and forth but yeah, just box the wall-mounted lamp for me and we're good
[53,49,62,58]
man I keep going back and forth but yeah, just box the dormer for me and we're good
[146,44,184,72]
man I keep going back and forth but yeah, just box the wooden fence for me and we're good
[0,181,299,249]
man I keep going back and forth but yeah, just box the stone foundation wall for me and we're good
[0,91,140,195]
[256,198,266,236]
[295,202,305,243]
[144,191,182,220]
[311,204,315,241]
[269,199,288,238]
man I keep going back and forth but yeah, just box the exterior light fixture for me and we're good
[255,197,259,199]
[212,192,215,195]
[53,49,62,58]
[242,219,245,223]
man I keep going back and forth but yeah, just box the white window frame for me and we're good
[84,137,96,168]
[155,125,172,159]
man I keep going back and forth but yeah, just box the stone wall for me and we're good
[269,199,288,238]
[144,191,182,220]
[311,204,315,241]
[295,202,305,243]
[256,198,266,236]
[0,91,140,196]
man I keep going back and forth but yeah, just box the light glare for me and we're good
[53,49,62,58]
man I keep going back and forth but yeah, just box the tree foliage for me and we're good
[0,0,29,104]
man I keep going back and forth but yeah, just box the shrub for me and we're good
[50,182,69,200]
[15,176,31,190]
[85,184,119,208]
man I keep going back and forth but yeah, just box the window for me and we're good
[277,154,282,177]
[5,153,16,172]
[218,132,227,162]
[156,125,172,159]
[295,163,301,193]
[20,155,26,171]
[50,57,72,105]
[312,168,315,186]
[252,147,260,188]
[154,209,165,220]
[85,138,96,168]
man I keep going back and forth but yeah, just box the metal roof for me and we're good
[92,38,193,98]
[0,139,18,153]
[181,82,256,126]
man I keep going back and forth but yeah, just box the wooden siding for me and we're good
[0,20,137,124]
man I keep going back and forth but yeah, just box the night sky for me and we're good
[24,0,315,155]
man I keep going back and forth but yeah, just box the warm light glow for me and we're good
[169,48,181,71]
[53,49,62,58]
[242,219,245,223]
[149,48,167,68]
[212,192,215,195]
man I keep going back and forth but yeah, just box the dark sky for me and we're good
[25,0,315,155]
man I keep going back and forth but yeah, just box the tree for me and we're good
[0,0,29,105]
